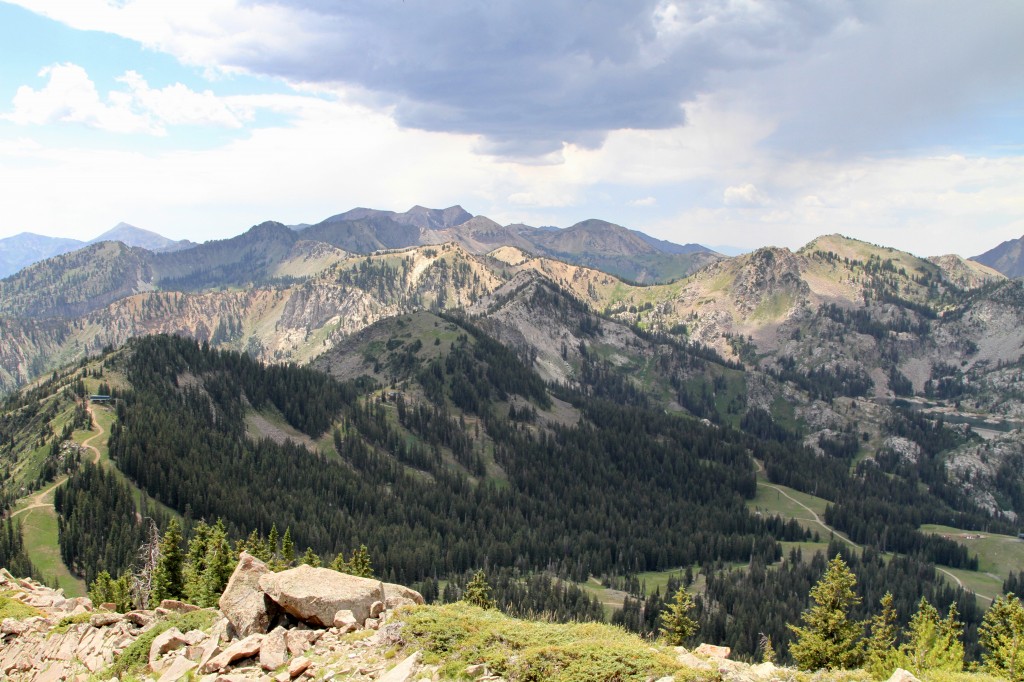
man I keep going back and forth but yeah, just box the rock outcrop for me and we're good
[219,551,280,637]
[258,564,385,626]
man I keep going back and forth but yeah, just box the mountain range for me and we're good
[3,202,1024,667]
[0,223,194,278]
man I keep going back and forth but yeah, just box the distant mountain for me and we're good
[973,234,1024,278]
[0,232,83,278]
[88,222,193,253]
[0,223,191,279]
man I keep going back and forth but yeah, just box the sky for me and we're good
[0,1,1022,258]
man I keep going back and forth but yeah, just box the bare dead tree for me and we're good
[132,518,160,609]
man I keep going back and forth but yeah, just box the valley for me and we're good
[2,205,1024,673]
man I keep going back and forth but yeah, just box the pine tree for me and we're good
[864,592,900,680]
[198,520,234,607]
[659,586,698,645]
[182,520,212,605]
[901,597,963,674]
[330,550,349,573]
[348,545,374,578]
[300,547,322,567]
[788,554,864,671]
[150,518,185,605]
[979,592,1024,682]
[280,527,295,567]
[464,569,496,609]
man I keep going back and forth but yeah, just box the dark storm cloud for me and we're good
[231,0,857,154]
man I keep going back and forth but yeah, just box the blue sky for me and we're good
[0,0,1022,257]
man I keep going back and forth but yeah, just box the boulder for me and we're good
[288,655,312,678]
[887,670,921,682]
[219,552,280,637]
[158,599,200,614]
[149,627,189,670]
[695,643,731,659]
[260,625,289,671]
[382,582,425,609]
[89,612,123,628]
[259,565,384,627]
[199,633,264,673]
[285,629,314,656]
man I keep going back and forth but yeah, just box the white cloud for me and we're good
[630,197,658,207]
[5,63,158,134]
[3,63,250,134]
[723,183,769,207]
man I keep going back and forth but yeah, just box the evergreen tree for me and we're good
[280,527,295,567]
[979,592,1024,682]
[788,555,864,671]
[659,586,698,645]
[330,550,349,573]
[150,518,184,605]
[464,569,496,609]
[198,520,234,607]
[901,597,963,674]
[182,520,212,605]
[348,545,374,578]
[88,570,134,612]
[864,592,900,680]
[300,547,322,567]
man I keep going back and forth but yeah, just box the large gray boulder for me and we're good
[258,565,384,627]
[219,552,280,637]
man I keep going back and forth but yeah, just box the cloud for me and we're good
[3,62,249,134]
[6,0,859,155]
[630,197,658,207]
[5,63,157,134]
[723,183,769,207]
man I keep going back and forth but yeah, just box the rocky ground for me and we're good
[2,558,934,682]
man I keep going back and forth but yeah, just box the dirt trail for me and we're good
[754,459,994,601]
[10,403,104,518]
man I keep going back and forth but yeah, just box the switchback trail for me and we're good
[9,403,104,519]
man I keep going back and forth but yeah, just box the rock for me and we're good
[159,599,200,614]
[749,662,778,679]
[200,634,264,674]
[364,617,380,630]
[124,610,156,628]
[695,643,731,659]
[382,582,425,609]
[158,655,198,682]
[287,656,311,678]
[654,678,675,682]
[149,627,189,670]
[89,612,123,627]
[1,618,30,635]
[379,651,422,682]
[887,670,921,682]
[220,552,279,637]
[675,650,711,670]
[99,602,117,611]
[369,600,385,619]
[259,565,384,627]
[260,625,289,671]
[285,629,314,657]
[196,638,223,673]
[466,663,489,677]
[333,609,358,629]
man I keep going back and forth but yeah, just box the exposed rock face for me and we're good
[259,564,385,626]
[219,551,280,637]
